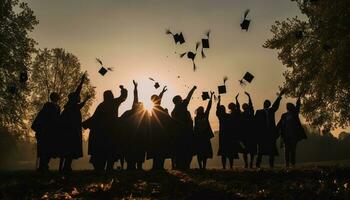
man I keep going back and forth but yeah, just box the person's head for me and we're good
[49,92,60,103]
[228,102,236,112]
[218,105,226,114]
[172,95,182,105]
[286,103,295,112]
[103,90,114,102]
[195,106,205,117]
[151,94,161,105]
[242,103,249,111]
[263,100,271,109]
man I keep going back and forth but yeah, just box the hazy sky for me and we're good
[24,0,348,135]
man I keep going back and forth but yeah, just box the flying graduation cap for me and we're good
[239,72,254,86]
[240,9,251,31]
[201,30,210,58]
[166,29,185,44]
[179,42,200,71]
[96,58,113,76]
[218,76,228,94]
[201,92,210,100]
[149,77,160,89]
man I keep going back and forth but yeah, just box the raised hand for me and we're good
[119,85,124,90]
[244,91,250,96]
[218,95,221,100]
[210,91,215,97]
[235,93,239,100]
[162,86,168,93]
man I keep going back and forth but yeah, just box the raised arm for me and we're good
[216,95,221,109]
[245,91,254,113]
[216,95,221,117]
[205,92,214,117]
[133,80,138,106]
[235,93,241,113]
[75,73,86,95]
[114,85,128,104]
[184,85,197,105]
[158,86,167,104]
[271,89,285,112]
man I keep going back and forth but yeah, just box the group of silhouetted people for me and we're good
[32,75,307,172]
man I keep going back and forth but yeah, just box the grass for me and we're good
[0,166,349,199]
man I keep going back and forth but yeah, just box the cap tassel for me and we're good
[165,29,173,35]
[196,42,200,51]
[180,52,187,58]
[244,9,250,19]
[201,49,206,58]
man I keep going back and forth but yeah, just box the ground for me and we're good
[0,166,349,199]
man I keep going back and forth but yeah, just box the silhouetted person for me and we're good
[194,91,214,169]
[31,92,61,171]
[59,74,90,171]
[148,88,171,170]
[171,86,197,169]
[83,85,127,171]
[216,95,237,169]
[255,90,285,168]
[227,93,243,168]
[277,97,307,167]
[120,80,149,170]
[241,92,257,168]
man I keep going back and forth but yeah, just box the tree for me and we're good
[29,48,96,124]
[0,0,38,133]
[263,0,350,130]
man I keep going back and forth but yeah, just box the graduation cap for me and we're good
[166,29,185,44]
[179,42,200,71]
[149,77,160,89]
[218,85,226,94]
[239,72,254,86]
[240,9,251,31]
[96,58,113,76]
[20,71,28,83]
[201,30,210,58]
[218,76,228,94]
[201,92,210,100]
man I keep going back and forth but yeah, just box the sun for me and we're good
[143,99,154,113]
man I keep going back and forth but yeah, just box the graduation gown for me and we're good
[147,105,172,159]
[31,102,60,158]
[120,108,149,163]
[59,102,84,159]
[254,96,282,156]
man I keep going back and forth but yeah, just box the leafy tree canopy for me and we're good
[264,0,350,130]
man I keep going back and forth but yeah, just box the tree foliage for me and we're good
[263,0,350,130]
[0,0,38,132]
[29,48,96,123]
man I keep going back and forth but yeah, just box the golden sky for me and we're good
[26,0,348,136]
